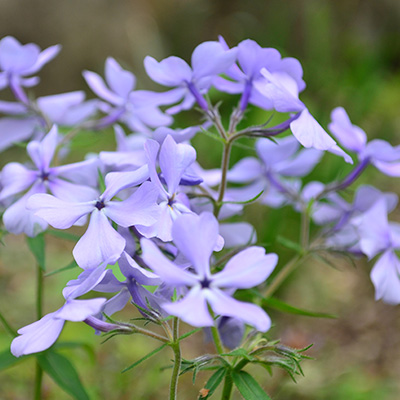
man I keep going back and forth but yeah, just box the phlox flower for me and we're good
[329,107,400,176]
[141,212,277,332]
[84,57,172,132]
[144,41,237,114]
[27,166,160,268]
[0,36,60,103]
[0,125,99,236]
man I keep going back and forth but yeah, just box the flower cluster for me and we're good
[1,35,399,399]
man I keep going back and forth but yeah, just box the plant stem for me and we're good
[211,325,225,355]
[215,141,232,217]
[220,372,233,400]
[169,318,181,400]
[0,309,17,337]
[34,365,43,400]
[34,265,44,400]
[263,256,304,298]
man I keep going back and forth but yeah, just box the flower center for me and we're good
[200,277,212,289]
[95,200,105,210]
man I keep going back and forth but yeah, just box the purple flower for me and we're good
[0,91,98,152]
[137,135,197,241]
[144,41,237,114]
[84,57,172,132]
[0,36,60,103]
[0,125,99,236]
[11,264,108,357]
[356,199,400,304]
[141,212,277,332]
[254,69,351,163]
[329,107,400,176]
[27,167,160,268]
[214,38,305,112]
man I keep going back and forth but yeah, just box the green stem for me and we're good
[34,364,43,400]
[263,256,302,298]
[211,325,225,355]
[34,265,44,400]
[215,141,232,217]
[220,372,233,400]
[0,309,17,337]
[169,318,181,400]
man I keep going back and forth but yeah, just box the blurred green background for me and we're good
[1,0,400,399]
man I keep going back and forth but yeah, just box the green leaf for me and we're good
[121,343,167,373]
[44,260,78,277]
[231,370,272,400]
[178,328,202,341]
[26,233,46,271]
[37,351,90,400]
[53,342,96,363]
[222,348,255,361]
[46,230,80,241]
[222,190,264,205]
[261,296,336,319]
[198,367,226,399]
[276,235,303,254]
[0,348,28,370]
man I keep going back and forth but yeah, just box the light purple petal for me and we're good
[52,157,99,187]
[0,100,27,114]
[37,91,85,122]
[227,157,263,183]
[278,148,323,176]
[328,107,367,153]
[290,109,336,150]
[256,136,299,167]
[162,286,214,326]
[118,251,161,285]
[374,160,400,177]
[0,162,37,201]
[105,181,160,227]
[191,41,237,80]
[56,298,106,322]
[205,288,271,332]
[219,222,257,248]
[105,57,135,98]
[22,44,61,75]
[27,125,59,171]
[371,250,400,305]
[83,70,123,106]
[11,313,64,357]
[213,247,277,288]
[63,264,108,297]
[73,209,126,268]
[357,199,391,258]
[140,238,198,286]
[47,178,99,202]
[3,183,48,236]
[159,135,196,195]
[103,165,150,201]
[27,194,95,229]
[0,37,40,73]
[0,117,36,152]
[172,212,219,278]
[144,56,192,87]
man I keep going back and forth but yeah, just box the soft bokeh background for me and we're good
[1,0,400,399]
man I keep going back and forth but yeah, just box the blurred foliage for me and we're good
[1,0,400,399]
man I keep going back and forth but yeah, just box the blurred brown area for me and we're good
[1,0,400,399]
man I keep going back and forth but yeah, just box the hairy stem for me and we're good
[169,318,181,400]
[34,265,44,400]
[215,141,232,217]
[211,325,225,355]
[220,372,233,400]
